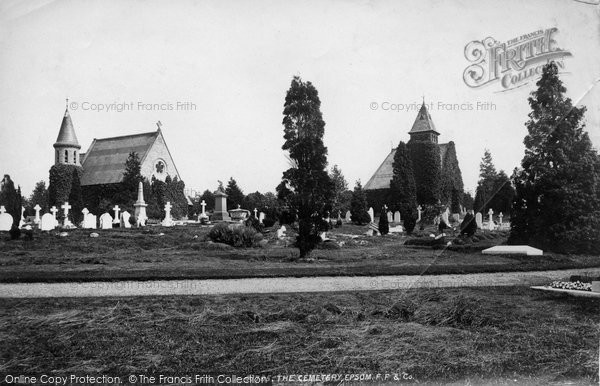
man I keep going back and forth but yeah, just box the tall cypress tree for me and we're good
[0,175,22,228]
[226,177,245,209]
[280,76,333,258]
[350,180,371,225]
[389,141,418,233]
[509,61,600,253]
[408,141,441,205]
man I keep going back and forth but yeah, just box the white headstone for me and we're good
[50,206,58,227]
[112,205,121,225]
[417,205,422,223]
[259,212,265,224]
[200,200,207,216]
[277,225,286,239]
[393,211,401,223]
[61,202,72,227]
[498,212,504,225]
[253,208,258,218]
[162,202,173,227]
[387,211,393,222]
[487,208,495,230]
[82,209,97,229]
[120,211,131,228]
[134,181,148,226]
[368,207,374,223]
[33,204,42,224]
[99,213,113,229]
[482,245,543,256]
[0,212,13,231]
[19,206,25,228]
[345,210,351,222]
[441,209,449,225]
[40,213,55,231]
[475,212,483,229]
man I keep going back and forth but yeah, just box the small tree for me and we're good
[28,180,49,215]
[389,141,418,233]
[330,164,351,218]
[280,76,334,258]
[350,181,371,225]
[0,175,22,228]
[509,61,600,253]
[226,177,245,209]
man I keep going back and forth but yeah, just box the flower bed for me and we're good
[549,280,591,292]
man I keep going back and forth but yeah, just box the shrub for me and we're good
[208,223,260,247]
[378,208,389,235]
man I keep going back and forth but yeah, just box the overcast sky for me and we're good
[1,0,599,198]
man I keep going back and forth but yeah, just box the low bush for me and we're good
[208,223,262,247]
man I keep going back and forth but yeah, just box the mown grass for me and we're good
[1,287,598,384]
[1,225,599,283]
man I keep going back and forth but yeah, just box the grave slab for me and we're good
[482,245,543,256]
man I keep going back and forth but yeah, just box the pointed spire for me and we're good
[54,99,81,149]
[409,99,439,135]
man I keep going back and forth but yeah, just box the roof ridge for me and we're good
[93,130,159,142]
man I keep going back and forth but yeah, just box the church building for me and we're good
[53,106,181,189]
[364,101,463,212]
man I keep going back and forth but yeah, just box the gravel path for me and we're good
[1,268,599,298]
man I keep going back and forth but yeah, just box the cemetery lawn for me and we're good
[1,286,599,384]
[1,225,599,283]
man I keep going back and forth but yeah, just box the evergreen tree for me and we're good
[408,141,441,204]
[68,168,83,224]
[330,164,351,218]
[350,181,371,225]
[280,76,334,257]
[489,170,514,215]
[200,190,215,212]
[225,177,245,209]
[378,206,389,235]
[474,149,497,213]
[116,152,143,209]
[0,175,22,228]
[389,141,418,233]
[509,61,600,253]
[28,181,49,214]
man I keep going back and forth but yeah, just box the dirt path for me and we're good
[1,268,599,298]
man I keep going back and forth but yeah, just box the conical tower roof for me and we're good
[409,102,439,135]
[54,107,81,149]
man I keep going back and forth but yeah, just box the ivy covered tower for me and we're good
[53,101,81,166]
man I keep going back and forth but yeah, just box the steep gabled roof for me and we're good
[364,148,396,190]
[54,109,81,149]
[80,131,159,186]
[364,143,450,190]
[409,102,439,135]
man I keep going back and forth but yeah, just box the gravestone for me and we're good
[50,206,58,227]
[475,212,483,229]
[33,204,42,225]
[162,202,173,227]
[253,208,258,218]
[112,205,121,226]
[99,213,113,229]
[487,208,495,230]
[277,225,286,239]
[345,210,351,222]
[417,205,422,223]
[387,211,393,222]
[368,207,374,223]
[212,188,230,221]
[259,212,265,224]
[40,213,55,231]
[498,212,503,226]
[82,208,96,229]
[120,211,131,228]
[0,210,13,231]
[393,211,401,223]
[134,181,148,227]
[452,213,460,223]
[18,206,25,228]
[482,245,543,256]
[198,199,208,221]
[441,208,449,226]
[61,202,73,227]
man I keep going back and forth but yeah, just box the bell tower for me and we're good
[408,100,440,144]
[53,99,81,166]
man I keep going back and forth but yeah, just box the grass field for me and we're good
[1,224,599,283]
[1,287,598,384]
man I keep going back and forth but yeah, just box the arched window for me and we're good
[64,150,68,163]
